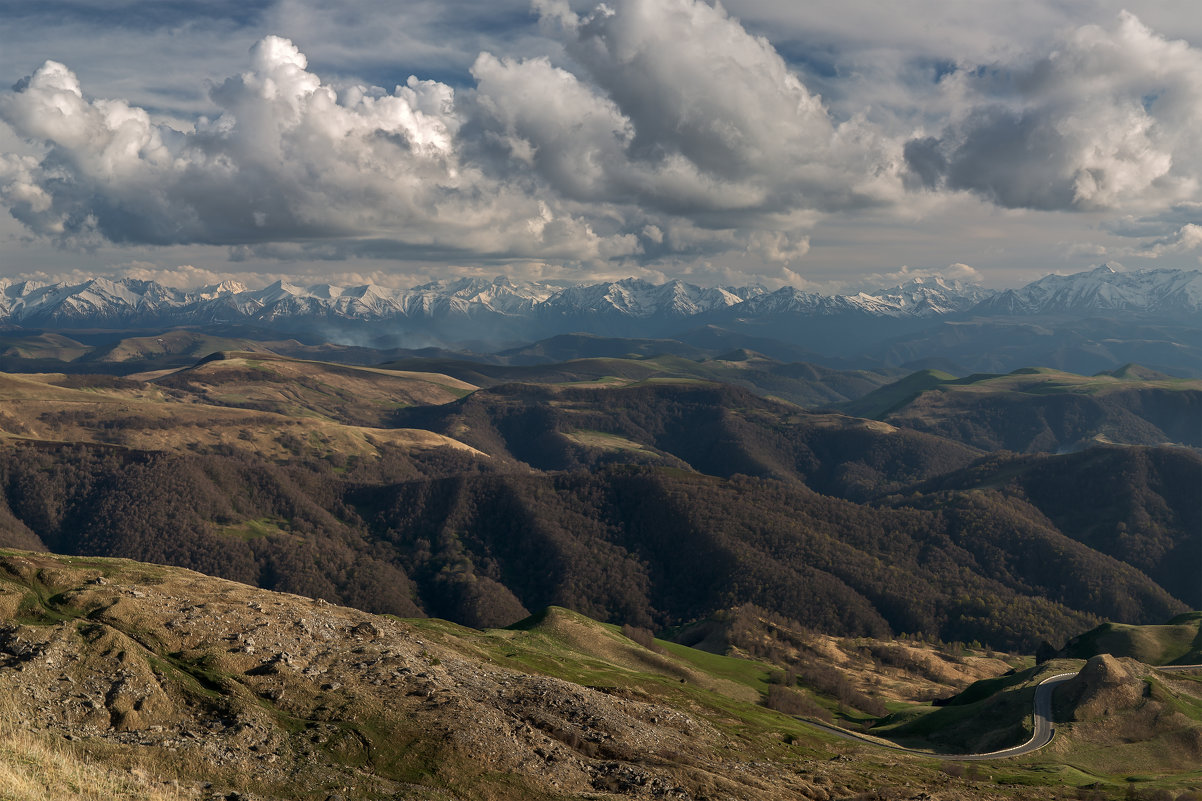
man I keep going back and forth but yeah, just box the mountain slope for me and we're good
[974,264,1202,317]
[2,267,1201,375]
[154,351,475,427]
[1,550,1198,800]
[877,317,1202,377]
[392,381,979,497]
[381,350,901,410]
[0,355,1195,653]
[1061,613,1202,665]
[0,433,1192,650]
[840,366,1202,452]
[0,550,826,801]
[0,272,1001,334]
[915,446,1202,609]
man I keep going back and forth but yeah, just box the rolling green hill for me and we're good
[838,365,1202,452]
[1061,613,1202,665]
[381,351,899,408]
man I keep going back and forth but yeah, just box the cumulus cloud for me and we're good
[905,12,1202,213]
[511,0,902,216]
[4,2,1199,281]
[1133,223,1202,258]
[0,1,912,273]
[0,36,633,263]
[1105,202,1202,238]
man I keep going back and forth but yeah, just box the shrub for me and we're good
[764,686,832,722]
[621,623,666,654]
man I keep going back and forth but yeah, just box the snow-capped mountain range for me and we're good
[0,267,1197,343]
[974,264,1202,316]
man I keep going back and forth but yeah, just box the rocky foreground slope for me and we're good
[0,549,1164,801]
[0,550,911,800]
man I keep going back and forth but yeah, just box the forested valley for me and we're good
[0,351,1195,652]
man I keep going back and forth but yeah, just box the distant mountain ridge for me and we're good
[5,266,1195,333]
[1,267,1199,367]
[974,264,1202,316]
[0,274,980,328]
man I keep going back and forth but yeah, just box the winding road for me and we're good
[801,663,1202,761]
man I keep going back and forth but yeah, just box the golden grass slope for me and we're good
[1043,654,1202,779]
[153,351,476,426]
[0,333,91,362]
[503,606,760,703]
[88,331,275,363]
[843,365,1202,451]
[0,723,185,801]
[0,361,484,461]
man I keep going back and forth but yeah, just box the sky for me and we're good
[0,0,1200,292]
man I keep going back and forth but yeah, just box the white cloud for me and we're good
[471,52,633,201]
[0,36,635,264]
[2,2,1201,286]
[519,0,902,215]
[119,262,247,289]
[1134,223,1202,259]
[906,12,1202,214]
[1069,242,1109,258]
[0,2,907,277]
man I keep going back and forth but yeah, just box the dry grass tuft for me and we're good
[0,707,185,801]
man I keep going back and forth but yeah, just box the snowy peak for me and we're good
[1,277,189,322]
[729,276,993,319]
[0,267,1195,334]
[545,279,758,318]
[975,266,1202,316]
[190,280,249,301]
[867,277,994,317]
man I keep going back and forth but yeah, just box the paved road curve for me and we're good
[800,664,1202,761]
[948,671,1078,761]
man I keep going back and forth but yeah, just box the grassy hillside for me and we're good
[837,368,958,419]
[0,550,1197,799]
[838,365,1202,452]
[0,368,480,463]
[380,351,899,408]
[0,332,91,362]
[83,330,273,363]
[0,326,900,409]
[871,662,1052,753]
[1062,613,1202,665]
[0,552,1003,800]
[154,351,475,426]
